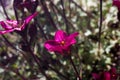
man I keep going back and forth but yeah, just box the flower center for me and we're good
[112,74,116,77]
[60,41,65,46]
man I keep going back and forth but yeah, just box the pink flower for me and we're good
[44,30,79,54]
[93,72,111,80]
[0,12,38,34]
[113,0,120,10]
[110,67,118,80]
[92,67,119,80]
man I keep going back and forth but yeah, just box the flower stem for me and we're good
[48,65,70,80]
[28,47,51,80]
[69,56,81,80]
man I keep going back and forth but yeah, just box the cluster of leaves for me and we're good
[0,0,119,80]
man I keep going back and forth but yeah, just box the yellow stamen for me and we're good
[61,41,65,45]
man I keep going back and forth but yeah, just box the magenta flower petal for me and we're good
[17,12,38,31]
[0,21,13,29]
[44,40,63,53]
[25,12,38,24]
[0,20,21,31]
[92,67,119,80]
[110,67,118,79]
[92,73,100,80]
[62,45,70,52]
[54,30,67,42]
[110,67,117,73]
[6,20,18,27]
[103,72,111,80]
[0,12,38,34]
[66,32,79,45]
[92,72,111,80]
[14,23,25,31]
[0,29,15,34]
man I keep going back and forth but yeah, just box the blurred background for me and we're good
[0,0,119,80]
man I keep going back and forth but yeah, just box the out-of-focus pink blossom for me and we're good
[0,12,38,34]
[92,67,119,80]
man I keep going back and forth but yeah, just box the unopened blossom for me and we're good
[92,67,119,80]
[0,12,38,34]
[15,0,38,12]
[44,30,79,54]
[21,0,38,9]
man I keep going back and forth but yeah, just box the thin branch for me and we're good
[26,43,51,80]
[0,64,27,80]
[60,0,69,33]
[2,35,28,58]
[48,64,70,80]
[13,7,19,23]
[70,0,93,17]
[49,0,76,30]
[98,0,102,56]
[35,19,48,40]
[2,35,50,80]
[0,0,10,20]
[39,0,58,30]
